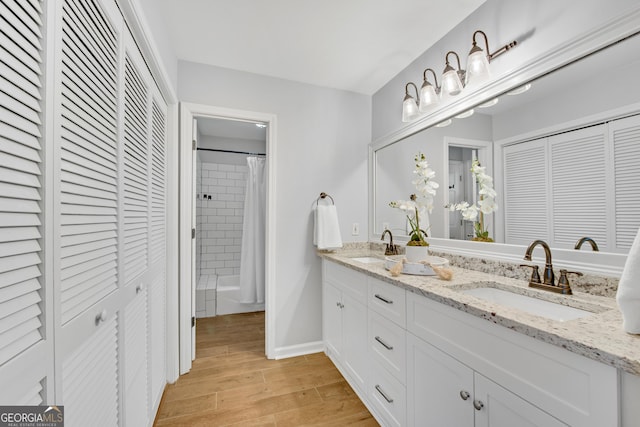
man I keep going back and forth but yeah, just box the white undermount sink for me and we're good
[349,256,383,264]
[461,286,595,322]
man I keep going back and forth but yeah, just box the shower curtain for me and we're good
[239,156,266,303]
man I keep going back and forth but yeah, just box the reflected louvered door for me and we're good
[0,0,50,405]
[148,94,167,406]
[549,125,608,249]
[610,115,640,252]
[56,0,123,420]
[503,138,549,245]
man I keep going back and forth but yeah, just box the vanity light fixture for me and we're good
[478,98,499,108]
[435,118,453,127]
[418,68,441,112]
[402,82,420,122]
[455,109,474,119]
[466,30,518,86]
[507,83,532,95]
[441,51,466,97]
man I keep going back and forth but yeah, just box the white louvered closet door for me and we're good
[549,125,608,249]
[0,0,50,405]
[148,93,167,407]
[56,0,123,422]
[610,114,640,252]
[503,138,549,245]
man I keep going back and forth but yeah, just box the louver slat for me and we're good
[123,56,149,283]
[612,116,640,250]
[124,293,149,426]
[60,0,117,324]
[0,0,43,366]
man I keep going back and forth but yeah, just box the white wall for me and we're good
[178,61,371,351]
[372,0,640,141]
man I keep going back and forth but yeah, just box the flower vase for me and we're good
[405,245,429,263]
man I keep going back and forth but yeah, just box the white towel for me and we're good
[617,227,640,334]
[314,205,343,250]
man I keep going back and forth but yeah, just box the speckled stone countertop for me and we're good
[318,243,640,376]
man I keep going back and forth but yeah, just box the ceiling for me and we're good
[154,0,485,95]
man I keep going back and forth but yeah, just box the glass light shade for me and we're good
[507,83,532,95]
[455,109,474,119]
[402,96,419,122]
[442,68,464,96]
[418,83,439,112]
[466,49,491,85]
[435,119,452,128]
[478,98,499,108]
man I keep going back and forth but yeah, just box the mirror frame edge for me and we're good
[368,8,640,278]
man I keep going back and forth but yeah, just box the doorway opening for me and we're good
[179,103,277,374]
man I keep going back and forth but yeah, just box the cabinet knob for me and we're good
[136,284,144,294]
[95,309,107,325]
[473,399,484,411]
[459,390,470,401]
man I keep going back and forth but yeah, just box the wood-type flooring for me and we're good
[154,311,377,426]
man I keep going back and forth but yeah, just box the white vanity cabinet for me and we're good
[321,259,621,427]
[367,277,408,427]
[407,333,565,427]
[322,261,369,393]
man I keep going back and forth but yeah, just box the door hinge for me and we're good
[191,228,196,239]
[192,140,196,151]
[191,316,195,327]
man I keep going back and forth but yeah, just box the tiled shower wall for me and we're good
[196,162,248,277]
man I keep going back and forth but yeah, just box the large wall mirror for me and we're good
[371,31,640,260]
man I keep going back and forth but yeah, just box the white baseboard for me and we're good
[272,341,324,360]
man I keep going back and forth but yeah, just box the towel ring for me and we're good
[316,192,335,206]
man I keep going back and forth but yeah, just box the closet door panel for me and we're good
[0,0,49,402]
[503,139,549,245]
[122,50,149,285]
[611,115,640,251]
[59,0,119,324]
[124,289,149,427]
[549,125,607,249]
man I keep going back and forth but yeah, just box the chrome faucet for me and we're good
[381,229,398,256]
[575,237,599,251]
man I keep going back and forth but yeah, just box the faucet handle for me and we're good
[520,264,541,284]
[557,269,582,295]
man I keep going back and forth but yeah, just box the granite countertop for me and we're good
[318,245,640,376]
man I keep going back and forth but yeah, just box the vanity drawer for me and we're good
[368,277,406,327]
[323,260,367,300]
[368,358,406,427]
[369,310,406,383]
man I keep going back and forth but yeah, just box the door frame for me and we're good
[442,137,493,240]
[178,102,277,374]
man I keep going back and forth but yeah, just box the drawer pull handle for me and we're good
[473,399,484,411]
[375,385,394,403]
[459,390,470,400]
[375,336,394,350]
[374,294,393,304]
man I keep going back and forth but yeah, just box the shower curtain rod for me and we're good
[197,147,266,156]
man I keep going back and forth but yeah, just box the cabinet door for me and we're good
[342,292,368,392]
[474,373,566,427]
[323,282,342,359]
[407,333,474,427]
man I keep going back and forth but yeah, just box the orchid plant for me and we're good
[448,159,498,242]
[389,153,439,246]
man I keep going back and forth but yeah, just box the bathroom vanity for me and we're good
[319,246,640,427]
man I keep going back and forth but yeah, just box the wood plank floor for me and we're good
[154,311,378,426]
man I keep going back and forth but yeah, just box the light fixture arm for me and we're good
[445,51,462,70]
[404,82,419,102]
[472,30,517,62]
[422,68,439,88]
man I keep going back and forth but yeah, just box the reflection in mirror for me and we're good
[373,32,640,254]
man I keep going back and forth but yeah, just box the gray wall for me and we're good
[372,0,640,141]
[178,61,371,351]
